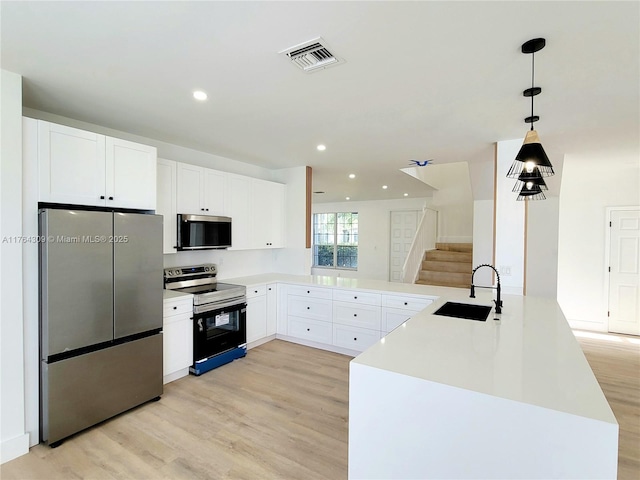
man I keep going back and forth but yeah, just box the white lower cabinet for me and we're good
[246,283,278,347]
[381,294,435,333]
[333,324,381,351]
[246,285,268,346]
[289,316,333,344]
[163,296,193,384]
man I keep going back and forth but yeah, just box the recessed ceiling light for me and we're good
[382,185,388,189]
[345,197,350,200]
[317,144,326,151]
[348,174,356,179]
[404,193,409,197]
[193,90,208,101]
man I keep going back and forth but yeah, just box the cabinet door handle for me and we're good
[404,302,408,305]
[354,296,358,299]
[108,196,114,200]
[268,288,272,291]
[307,306,310,310]
[306,328,310,332]
[307,290,310,294]
[100,195,105,199]
[173,306,177,310]
[353,313,357,317]
[354,337,357,341]
[206,208,209,211]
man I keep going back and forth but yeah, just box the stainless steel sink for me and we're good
[433,302,492,322]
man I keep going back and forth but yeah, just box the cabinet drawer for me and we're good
[382,294,434,311]
[246,284,267,298]
[333,289,381,306]
[382,307,415,332]
[163,299,192,317]
[333,324,381,352]
[286,284,333,300]
[333,302,381,330]
[288,295,332,322]
[163,311,192,327]
[289,316,333,344]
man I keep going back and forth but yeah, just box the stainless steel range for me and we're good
[164,264,247,375]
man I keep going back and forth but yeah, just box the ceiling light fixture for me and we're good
[193,90,208,101]
[317,144,326,151]
[382,185,388,190]
[348,174,356,179]
[404,193,409,197]
[507,38,554,201]
[345,197,350,200]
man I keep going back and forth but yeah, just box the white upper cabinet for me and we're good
[226,175,285,250]
[226,173,253,250]
[38,121,106,207]
[157,158,177,254]
[37,120,157,209]
[252,178,285,249]
[105,137,157,210]
[176,163,226,215]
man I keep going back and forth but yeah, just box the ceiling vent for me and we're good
[279,37,344,73]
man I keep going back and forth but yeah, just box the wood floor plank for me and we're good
[2,335,638,479]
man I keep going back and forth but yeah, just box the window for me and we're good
[313,212,358,269]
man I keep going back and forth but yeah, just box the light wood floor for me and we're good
[574,330,640,480]
[2,334,639,480]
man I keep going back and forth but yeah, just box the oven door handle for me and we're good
[193,297,247,314]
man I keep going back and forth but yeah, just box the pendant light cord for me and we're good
[530,50,535,131]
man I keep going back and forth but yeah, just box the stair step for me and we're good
[422,260,471,273]
[435,243,473,253]
[418,270,472,286]
[424,250,472,263]
[415,279,470,289]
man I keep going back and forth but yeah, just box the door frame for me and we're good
[604,205,640,332]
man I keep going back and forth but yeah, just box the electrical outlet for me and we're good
[500,266,511,276]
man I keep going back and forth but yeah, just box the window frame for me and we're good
[312,212,359,270]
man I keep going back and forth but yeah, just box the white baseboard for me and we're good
[247,334,276,350]
[163,367,189,385]
[437,236,473,244]
[1,433,30,464]
[568,320,607,332]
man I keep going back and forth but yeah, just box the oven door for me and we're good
[193,300,246,362]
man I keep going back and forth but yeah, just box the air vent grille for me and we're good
[279,38,343,73]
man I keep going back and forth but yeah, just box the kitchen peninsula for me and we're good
[223,274,619,480]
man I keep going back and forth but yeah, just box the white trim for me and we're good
[275,334,358,357]
[247,334,276,350]
[1,433,30,464]
[162,368,189,385]
[568,319,608,333]
[437,235,473,244]
[604,205,640,333]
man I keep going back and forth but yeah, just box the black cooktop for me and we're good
[174,282,243,295]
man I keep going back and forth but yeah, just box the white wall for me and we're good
[558,152,640,331]
[1,70,30,463]
[404,163,473,243]
[312,198,429,281]
[495,139,525,295]
[472,199,494,287]
[526,196,559,297]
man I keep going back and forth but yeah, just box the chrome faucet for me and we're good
[470,264,502,314]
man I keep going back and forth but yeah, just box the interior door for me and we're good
[389,210,419,282]
[608,208,640,335]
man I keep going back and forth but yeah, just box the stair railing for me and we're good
[402,207,438,283]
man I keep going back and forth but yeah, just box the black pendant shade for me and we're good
[507,130,555,178]
[516,182,546,201]
[511,165,548,193]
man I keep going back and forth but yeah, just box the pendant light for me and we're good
[507,38,554,200]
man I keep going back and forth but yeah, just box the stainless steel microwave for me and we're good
[176,214,232,250]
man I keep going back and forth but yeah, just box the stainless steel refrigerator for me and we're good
[39,208,163,446]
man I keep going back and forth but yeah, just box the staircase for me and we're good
[416,243,472,288]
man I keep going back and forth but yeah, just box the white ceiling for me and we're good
[2,1,638,203]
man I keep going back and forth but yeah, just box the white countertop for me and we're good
[203,273,616,425]
[220,273,465,298]
[163,289,193,300]
[354,293,617,425]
